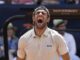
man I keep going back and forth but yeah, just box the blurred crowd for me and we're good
[0,0,79,4]
[0,23,18,60]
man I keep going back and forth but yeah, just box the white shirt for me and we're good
[64,32,76,55]
[17,27,69,60]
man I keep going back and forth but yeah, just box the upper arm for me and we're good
[56,34,70,60]
[56,34,69,55]
[57,35,70,60]
[17,36,26,59]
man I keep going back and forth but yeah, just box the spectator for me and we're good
[53,19,80,60]
[7,23,18,60]
[0,23,19,60]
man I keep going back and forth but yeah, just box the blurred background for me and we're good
[0,0,80,60]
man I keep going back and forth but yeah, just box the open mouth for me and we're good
[37,19,43,23]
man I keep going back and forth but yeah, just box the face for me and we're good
[7,29,15,37]
[57,23,66,30]
[33,10,49,29]
[57,23,66,35]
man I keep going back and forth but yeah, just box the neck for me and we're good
[34,26,47,37]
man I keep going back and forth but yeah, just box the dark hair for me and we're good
[33,5,50,18]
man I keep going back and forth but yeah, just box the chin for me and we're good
[37,26,44,29]
[36,25,45,29]
[35,22,46,29]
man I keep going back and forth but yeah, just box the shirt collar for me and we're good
[42,27,50,37]
[32,27,50,38]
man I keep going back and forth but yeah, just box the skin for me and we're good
[56,23,66,36]
[33,10,50,37]
[7,28,15,38]
[17,9,70,60]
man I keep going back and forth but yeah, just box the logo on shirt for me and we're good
[47,45,52,47]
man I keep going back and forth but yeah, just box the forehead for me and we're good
[7,28,14,31]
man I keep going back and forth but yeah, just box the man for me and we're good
[17,6,70,60]
[53,19,80,60]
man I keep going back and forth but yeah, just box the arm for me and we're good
[62,53,70,60]
[55,33,70,60]
[17,36,26,60]
[17,57,25,60]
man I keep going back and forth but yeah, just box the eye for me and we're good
[35,12,47,15]
[35,12,39,15]
[41,12,45,15]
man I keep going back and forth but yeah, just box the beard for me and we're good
[58,30,65,35]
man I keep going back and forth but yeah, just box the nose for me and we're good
[38,12,43,15]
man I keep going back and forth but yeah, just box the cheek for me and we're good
[46,17,50,23]
[33,16,37,21]
[33,17,36,22]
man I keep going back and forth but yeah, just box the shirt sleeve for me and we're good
[17,36,26,59]
[55,34,69,55]
[68,34,76,55]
